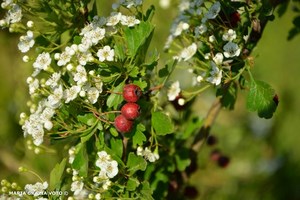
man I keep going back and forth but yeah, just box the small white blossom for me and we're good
[28,78,39,95]
[26,20,34,28]
[77,51,94,66]
[173,21,189,36]
[18,31,35,53]
[222,29,237,41]
[7,4,22,24]
[22,55,30,62]
[73,65,87,85]
[71,181,84,196]
[178,98,185,106]
[33,52,52,76]
[24,181,48,197]
[206,1,221,19]
[96,151,111,169]
[97,46,114,62]
[45,72,61,88]
[223,41,241,58]
[120,15,140,27]
[209,35,216,43]
[64,85,81,103]
[213,53,224,65]
[167,81,181,101]
[103,160,118,178]
[178,43,197,61]
[44,120,53,130]
[1,0,13,9]
[207,61,222,86]
[195,24,207,36]
[106,12,122,26]
[137,147,159,162]
[87,87,100,104]
[47,85,63,108]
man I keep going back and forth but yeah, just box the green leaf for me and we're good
[124,21,154,59]
[216,82,238,110]
[132,124,147,148]
[49,158,66,191]
[152,111,174,135]
[109,127,119,137]
[181,117,203,139]
[72,143,88,177]
[127,177,140,191]
[106,82,124,109]
[110,137,123,158]
[175,149,191,171]
[140,181,154,200]
[247,79,277,119]
[127,152,147,175]
[77,113,96,126]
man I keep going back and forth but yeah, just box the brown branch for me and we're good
[191,97,222,152]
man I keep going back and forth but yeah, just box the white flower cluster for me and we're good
[137,146,160,162]
[0,1,22,28]
[19,4,141,146]
[93,151,118,191]
[167,0,243,87]
[24,181,48,197]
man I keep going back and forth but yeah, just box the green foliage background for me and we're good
[1,1,300,199]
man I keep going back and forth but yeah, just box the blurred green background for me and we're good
[1,1,300,199]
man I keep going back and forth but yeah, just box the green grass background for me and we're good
[1,1,300,199]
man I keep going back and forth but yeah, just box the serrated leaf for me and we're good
[247,79,277,119]
[109,127,119,137]
[110,137,123,158]
[127,177,140,191]
[77,113,96,125]
[181,117,203,139]
[140,181,154,200]
[124,21,154,58]
[132,124,147,148]
[127,152,147,175]
[49,158,66,191]
[152,111,174,135]
[106,82,124,109]
[72,143,88,177]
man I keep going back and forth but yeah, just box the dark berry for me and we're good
[183,186,199,199]
[206,135,218,146]
[114,114,133,134]
[121,102,140,120]
[123,84,142,103]
[217,155,230,168]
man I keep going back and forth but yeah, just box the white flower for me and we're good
[73,65,87,85]
[120,15,140,27]
[93,75,103,92]
[89,27,106,45]
[28,78,39,95]
[47,85,63,108]
[138,147,159,162]
[209,35,216,42]
[33,52,52,75]
[178,43,197,61]
[178,1,190,12]
[18,31,35,53]
[206,1,221,19]
[97,46,114,62]
[77,51,94,66]
[26,20,34,28]
[71,181,84,196]
[213,53,224,65]
[44,120,53,130]
[195,24,207,36]
[222,29,237,41]
[173,21,189,36]
[7,4,22,24]
[45,72,61,88]
[87,87,99,104]
[167,81,181,101]
[24,181,48,197]
[57,52,72,66]
[1,0,13,9]
[103,160,118,178]
[223,41,241,58]
[106,12,122,26]
[64,85,81,103]
[207,61,222,86]
[95,193,101,200]
[96,151,111,169]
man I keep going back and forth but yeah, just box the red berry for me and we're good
[121,103,140,120]
[114,115,133,133]
[123,84,142,103]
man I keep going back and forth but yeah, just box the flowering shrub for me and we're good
[0,0,287,199]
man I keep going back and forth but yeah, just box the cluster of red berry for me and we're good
[114,84,142,134]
